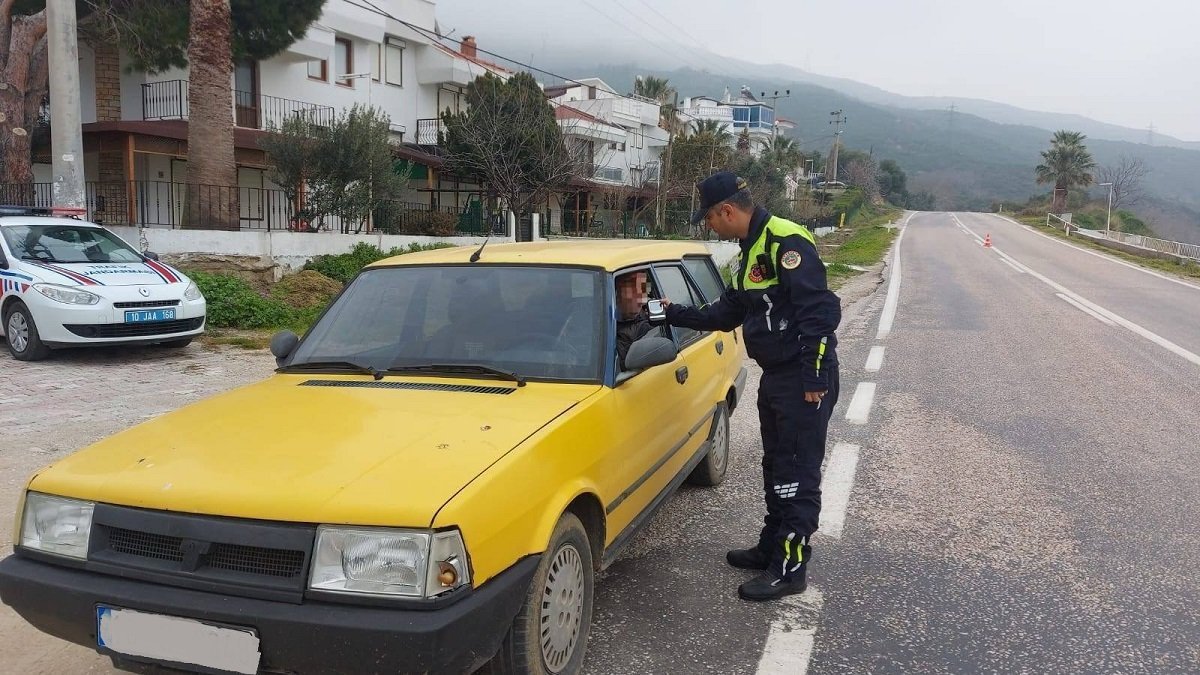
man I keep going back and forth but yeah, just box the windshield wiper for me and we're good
[386,363,526,387]
[278,360,385,379]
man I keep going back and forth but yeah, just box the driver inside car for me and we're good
[615,270,661,371]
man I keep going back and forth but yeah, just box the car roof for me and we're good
[0,216,103,228]
[369,240,717,272]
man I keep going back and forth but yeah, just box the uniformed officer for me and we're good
[660,172,841,601]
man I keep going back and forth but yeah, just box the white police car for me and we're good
[0,206,206,361]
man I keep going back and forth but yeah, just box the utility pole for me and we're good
[1146,122,1156,147]
[827,109,846,191]
[1099,181,1114,238]
[759,89,791,144]
[658,91,678,232]
[46,0,86,209]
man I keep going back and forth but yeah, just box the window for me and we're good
[749,106,761,125]
[307,58,327,82]
[385,37,404,87]
[334,38,353,87]
[683,256,726,302]
[652,265,704,346]
[609,141,626,151]
[369,44,381,82]
[732,107,749,128]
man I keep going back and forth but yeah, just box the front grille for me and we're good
[89,504,315,603]
[109,527,183,562]
[300,379,517,395]
[209,542,306,578]
[114,299,181,309]
[65,317,203,338]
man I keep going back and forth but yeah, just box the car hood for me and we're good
[25,260,185,287]
[29,375,600,526]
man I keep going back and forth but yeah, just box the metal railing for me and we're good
[551,208,710,240]
[1095,229,1200,261]
[142,80,335,130]
[416,118,444,145]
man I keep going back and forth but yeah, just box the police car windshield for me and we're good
[1,224,143,264]
[290,265,606,382]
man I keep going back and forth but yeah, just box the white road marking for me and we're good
[989,213,1200,293]
[876,212,914,339]
[844,382,877,425]
[953,217,1200,368]
[818,443,860,538]
[756,587,824,675]
[999,257,1026,274]
[1057,293,1116,326]
[864,346,885,372]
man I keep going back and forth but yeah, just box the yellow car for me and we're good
[0,241,747,675]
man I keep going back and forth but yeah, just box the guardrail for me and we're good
[1053,212,1200,261]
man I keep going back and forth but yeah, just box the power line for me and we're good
[581,0,705,71]
[343,0,702,122]
[617,0,729,75]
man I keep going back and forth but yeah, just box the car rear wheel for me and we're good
[486,512,594,675]
[4,302,51,361]
[687,403,730,487]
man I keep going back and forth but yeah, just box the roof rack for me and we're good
[0,205,86,219]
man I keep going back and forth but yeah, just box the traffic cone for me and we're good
[983,233,992,248]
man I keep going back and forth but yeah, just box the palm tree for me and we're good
[691,119,732,143]
[764,136,803,171]
[634,75,680,134]
[1036,130,1095,213]
[185,0,237,229]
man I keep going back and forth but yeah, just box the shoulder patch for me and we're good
[781,250,801,270]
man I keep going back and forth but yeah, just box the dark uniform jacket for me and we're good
[666,207,841,390]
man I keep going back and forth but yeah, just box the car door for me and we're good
[681,254,741,405]
[599,268,693,539]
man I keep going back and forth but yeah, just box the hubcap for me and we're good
[710,409,729,475]
[7,312,29,353]
[539,543,585,673]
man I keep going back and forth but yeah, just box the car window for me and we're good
[652,264,704,346]
[291,265,605,382]
[1,224,142,264]
[683,256,725,303]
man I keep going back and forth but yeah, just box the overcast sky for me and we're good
[434,0,1200,141]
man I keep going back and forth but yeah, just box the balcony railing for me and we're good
[142,80,335,130]
[416,118,445,145]
[594,166,623,183]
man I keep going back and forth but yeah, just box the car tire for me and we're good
[687,403,730,487]
[486,512,594,675]
[156,337,194,349]
[4,302,52,361]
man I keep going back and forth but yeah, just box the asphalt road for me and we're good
[3,212,1197,674]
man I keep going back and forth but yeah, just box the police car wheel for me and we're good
[4,302,52,361]
[487,512,593,675]
[687,403,730,487]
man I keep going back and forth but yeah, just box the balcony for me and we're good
[141,80,335,130]
[416,118,445,145]
[594,166,623,183]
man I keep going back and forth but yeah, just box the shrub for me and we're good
[303,241,459,284]
[190,271,296,329]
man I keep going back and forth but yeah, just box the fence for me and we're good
[1103,230,1200,261]
[552,207,712,240]
[142,80,336,130]
[0,181,491,236]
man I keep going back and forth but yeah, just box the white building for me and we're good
[544,78,668,235]
[679,86,781,154]
[34,0,513,233]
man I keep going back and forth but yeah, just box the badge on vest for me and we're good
[748,265,766,283]
[781,250,801,270]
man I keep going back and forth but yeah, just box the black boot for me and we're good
[726,546,770,570]
[737,569,807,601]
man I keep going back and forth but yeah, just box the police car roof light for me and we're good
[0,205,85,219]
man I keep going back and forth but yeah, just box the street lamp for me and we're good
[1098,182,1114,238]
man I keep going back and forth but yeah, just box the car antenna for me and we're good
[469,224,493,263]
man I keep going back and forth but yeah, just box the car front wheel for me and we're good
[4,302,52,361]
[486,512,594,675]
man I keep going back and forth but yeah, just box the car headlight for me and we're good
[33,283,100,305]
[19,492,94,560]
[183,281,204,301]
[309,526,471,598]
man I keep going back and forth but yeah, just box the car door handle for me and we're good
[675,366,689,384]
[715,339,724,355]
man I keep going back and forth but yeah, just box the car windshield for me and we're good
[1,224,143,264]
[290,265,606,382]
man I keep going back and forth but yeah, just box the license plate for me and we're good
[124,309,176,323]
[96,606,260,674]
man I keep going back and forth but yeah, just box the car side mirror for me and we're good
[143,251,160,261]
[270,330,300,367]
[624,336,678,372]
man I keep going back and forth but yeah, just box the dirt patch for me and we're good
[271,270,343,309]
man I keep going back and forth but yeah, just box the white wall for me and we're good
[107,227,508,279]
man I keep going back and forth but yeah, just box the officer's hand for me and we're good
[659,298,671,308]
[804,390,826,404]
